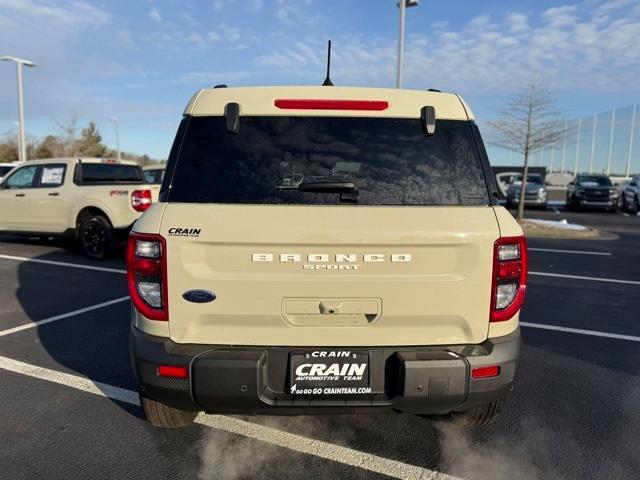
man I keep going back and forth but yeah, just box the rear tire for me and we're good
[140,394,197,428]
[78,214,115,259]
[454,395,505,427]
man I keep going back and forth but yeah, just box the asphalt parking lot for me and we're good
[0,209,638,480]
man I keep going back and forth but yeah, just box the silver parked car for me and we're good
[622,175,640,213]
[505,173,548,209]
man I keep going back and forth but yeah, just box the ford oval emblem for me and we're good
[182,290,216,303]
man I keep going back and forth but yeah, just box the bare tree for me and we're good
[54,114,79,156]
[0,131,18,163]
[0,129,38,162]
[489,81,565,220]
[1,117,162,164]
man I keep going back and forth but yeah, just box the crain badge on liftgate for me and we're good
[168,227,201,237]
[182,290,216,303]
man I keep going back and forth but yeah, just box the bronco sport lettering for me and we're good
[251,253,412,262]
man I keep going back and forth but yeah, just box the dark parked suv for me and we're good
[567,174,619,212]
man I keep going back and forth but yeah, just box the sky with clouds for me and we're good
[1,0,639,168]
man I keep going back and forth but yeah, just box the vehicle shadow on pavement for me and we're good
[14,248,141,420]
[0,233,126,269]
[0,233,68,247]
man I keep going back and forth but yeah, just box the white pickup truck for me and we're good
[0,158,159,258]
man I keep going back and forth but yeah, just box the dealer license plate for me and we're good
[289,350,371,396]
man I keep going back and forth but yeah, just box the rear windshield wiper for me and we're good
[297,181,356,193]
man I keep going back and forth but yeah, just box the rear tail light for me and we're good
[490,236,527,322]
[274,99,389,111]
[157,365,188,379]
[472,366,501,379]
[131,189,152,212]
[127,233,167,321]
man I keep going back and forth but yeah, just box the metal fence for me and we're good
[488,104,638,177]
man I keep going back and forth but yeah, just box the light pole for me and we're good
[625,104,636,178]
[574,117,582,175]
[550,124,556,172]
[606,109,616,176]
[1,56,37,163]
[589,114,597,174]
[396,0,419,89]
[109,117,121,162]
[561,120,568,174]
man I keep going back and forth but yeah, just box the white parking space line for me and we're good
[0,297,130,338]
[528,247,611,256]
[0,254,126,274]
[0,355,139,405]
[521,322,640,342]
[0,355,458,480]
[529,271,640,286]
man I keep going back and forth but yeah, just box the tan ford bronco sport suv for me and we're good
[128,86,526,428]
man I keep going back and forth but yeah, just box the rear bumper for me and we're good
[507,195,546,206]
[130,326,520,415]
[581,202,616,208]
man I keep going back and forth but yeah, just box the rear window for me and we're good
[78,163,143,184]
[144,168,164,184]
[0,166,14,177]
[167,116,490,205]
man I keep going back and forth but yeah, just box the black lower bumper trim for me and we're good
[130,327,520,415]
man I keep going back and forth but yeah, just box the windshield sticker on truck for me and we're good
[168,227,201,237]
[41,167,64,186]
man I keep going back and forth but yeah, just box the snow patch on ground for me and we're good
[523,218,588,231]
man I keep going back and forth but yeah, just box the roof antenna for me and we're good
[322,40,333,86]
